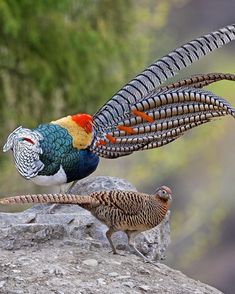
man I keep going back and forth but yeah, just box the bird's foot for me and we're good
[128,244,160,267]
[108,250,126,257]
[143,258,160,268]
[45,204,60,214]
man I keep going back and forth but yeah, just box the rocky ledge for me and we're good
[0,176,170,261]
[0,245,222,294]
[0,176,222,294]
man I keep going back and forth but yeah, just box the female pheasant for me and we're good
[0,186,172,262]
[3,24,235,187]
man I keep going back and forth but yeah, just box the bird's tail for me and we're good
[157,73,235,93]
[0,194,98,206]
[91,85,235,158]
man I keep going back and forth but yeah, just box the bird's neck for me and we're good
[155,196,169,212]
[51,113,93,149]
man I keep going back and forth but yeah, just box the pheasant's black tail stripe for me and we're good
[93,24,235,129]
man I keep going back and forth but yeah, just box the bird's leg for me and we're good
[67,180,77,193]
[106,228,122,255]
[127,231,159,267]
[106,228,117,254]
[46,203,58,214]
[127,231,146,260]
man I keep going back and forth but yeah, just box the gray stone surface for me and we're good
[0,245,223,294]
[0,176,170,260]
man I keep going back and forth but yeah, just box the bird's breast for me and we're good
[31,165,67,186]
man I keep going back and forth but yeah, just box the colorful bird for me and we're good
[3,24,235,187]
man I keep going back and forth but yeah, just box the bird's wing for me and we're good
[90,87,235,158]
[93,24,235,130]
[90,190,148,215]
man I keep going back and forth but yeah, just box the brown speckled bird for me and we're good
[0,186,172,262]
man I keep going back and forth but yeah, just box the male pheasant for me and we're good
[3,24,235,187]
[0,186,172,262]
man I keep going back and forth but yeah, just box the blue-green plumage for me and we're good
[34,124,99,183]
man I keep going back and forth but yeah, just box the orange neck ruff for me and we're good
[51,113,93,149]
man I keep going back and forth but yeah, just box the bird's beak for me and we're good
[168,194,172,201]
[3,143,8,152]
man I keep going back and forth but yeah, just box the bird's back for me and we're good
[83,190,169,232]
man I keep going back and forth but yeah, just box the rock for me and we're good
[12,270,21,274]
[15,276,24,281]
[116,275,131,280]
[97,278,106,285]
[0,224,65,250]
[122,281,135,288]
[139,285,151,291]
[49,266,67,276]
[138,268,151,275]
[82,259,98,267]
[108,272,119,277]
[68,176,137,195]
[0,212,36,226]
[0,176,170,261]
[0,281,6,288]
[0,245,223,294]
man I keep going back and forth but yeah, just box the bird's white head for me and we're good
[3,126,44,179]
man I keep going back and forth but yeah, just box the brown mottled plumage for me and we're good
[0,186,172,262]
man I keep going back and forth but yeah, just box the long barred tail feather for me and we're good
[91,85,234,158]
[0,194,97,205]
[131,88,234,117]
[93,24,235,129]
[139,120,211,151]
[90,119,213,158]
[91,137,179,158]
[156,73,235,93]
[91,24,235,159]
[92,113,223,156]
[108,111,224,142]
[114,103,221,128]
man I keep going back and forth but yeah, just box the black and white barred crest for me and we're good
[3,126,44,179]
[93,24,235,130]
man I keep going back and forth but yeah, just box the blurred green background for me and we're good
[0,0,235,292]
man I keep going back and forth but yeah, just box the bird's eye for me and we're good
[162,190,166,194]
[20,138,35,144]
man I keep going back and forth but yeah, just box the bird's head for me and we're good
[155,185,172,201]
[3,126,44,179]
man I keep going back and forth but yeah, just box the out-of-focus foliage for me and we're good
[0,0,146,138]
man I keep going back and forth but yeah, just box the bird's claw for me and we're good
[108,250,126,256]
[143,258,160,268]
